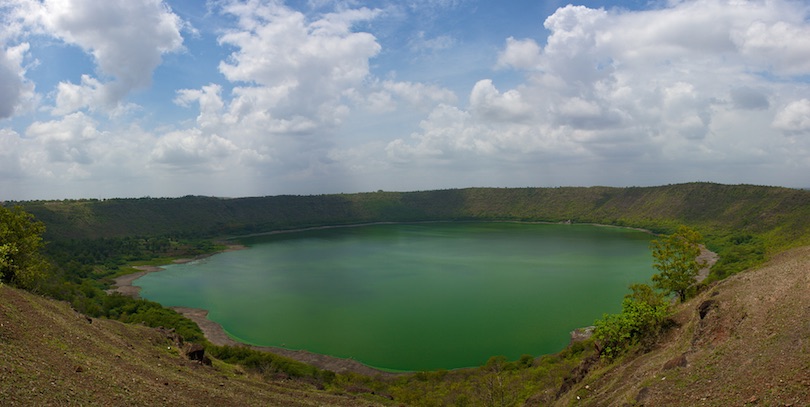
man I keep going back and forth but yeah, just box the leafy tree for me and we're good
[0,206,48,288]
[593,283,669,358]
[650,225,706,302]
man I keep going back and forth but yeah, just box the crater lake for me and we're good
[136,222,654,371]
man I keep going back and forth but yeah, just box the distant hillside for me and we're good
[0,284,380,406]
[14,183,810,248]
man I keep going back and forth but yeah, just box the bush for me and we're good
[593,284,669,359]
[0,206,49,289]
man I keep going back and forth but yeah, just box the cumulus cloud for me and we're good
[0,42,35,119]
[25,112,102,165]
[40,0,185,113]
[142,1,394,176]
[773,99,810,135]
[360,80,457,112]
[469,80,533,122]
[218,2,379,96]
[0,129,23,177]
[5,0,810,199]
[496,37,542,70]
[150,129,237,169]
[194,0,384,159]
[388,0,810,186]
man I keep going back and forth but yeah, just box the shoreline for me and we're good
[107,244,247,298]
[108,243,399,376]
[171,306,398,377]
[226,219,655,240]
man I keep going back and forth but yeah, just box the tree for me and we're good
[650,225,706,302]
[0,205,48,288]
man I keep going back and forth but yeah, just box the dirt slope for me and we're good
[0,285,380,406]
[556,245,810,406]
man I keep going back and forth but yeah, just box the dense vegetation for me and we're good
[4,182,810,405]
[0,206,48,288]
[13,183,810,280]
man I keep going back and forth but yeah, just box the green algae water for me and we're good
[136,222,654,371]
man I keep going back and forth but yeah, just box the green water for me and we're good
[136,222,654,371]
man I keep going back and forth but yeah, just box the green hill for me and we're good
[16,183,810,280]
[15,183,809,242]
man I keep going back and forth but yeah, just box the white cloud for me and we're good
[0,42,35,119]
[360,80,457,112]
[732,20,810,76]
[25,112,102,165]
[174,84,225,130]
[218,2,380,93]
[387,0,810,187]
[497,37,542,70]
[5,0,810,199]
[150,128,237,169]
[469,79,533,122]
[210,0,382,140]
[41,0,185,113]
[0,129,23,177]
[773,99,810,135]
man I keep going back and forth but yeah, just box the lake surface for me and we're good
[136,222,654,371]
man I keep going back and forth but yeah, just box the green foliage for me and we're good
[650,225,705,302]
[593,284,669,359]
[0,206,49,289]
[101,295,206,342]
[385,351,585,407]
[707,233,766,281]
[206,345,322,380]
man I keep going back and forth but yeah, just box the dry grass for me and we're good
[556,245,810,406]
[0,285,383,406]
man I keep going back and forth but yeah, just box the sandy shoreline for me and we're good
[171,306,396,376]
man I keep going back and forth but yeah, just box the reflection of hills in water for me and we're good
[137,222,654,371]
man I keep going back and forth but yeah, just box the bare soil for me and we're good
[0,285,383,406]
[556,245,810,406]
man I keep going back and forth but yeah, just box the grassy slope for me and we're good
[19,183,810,248]
[0,285,383,406]
[554,245,810,406]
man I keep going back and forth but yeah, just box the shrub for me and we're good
[593,284,669,359]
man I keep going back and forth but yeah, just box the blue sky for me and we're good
[1,0,809,200]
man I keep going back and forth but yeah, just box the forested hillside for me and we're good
[13,183,808,243]
[13,183,810,280]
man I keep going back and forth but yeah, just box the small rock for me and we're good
[747,395,759,404]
